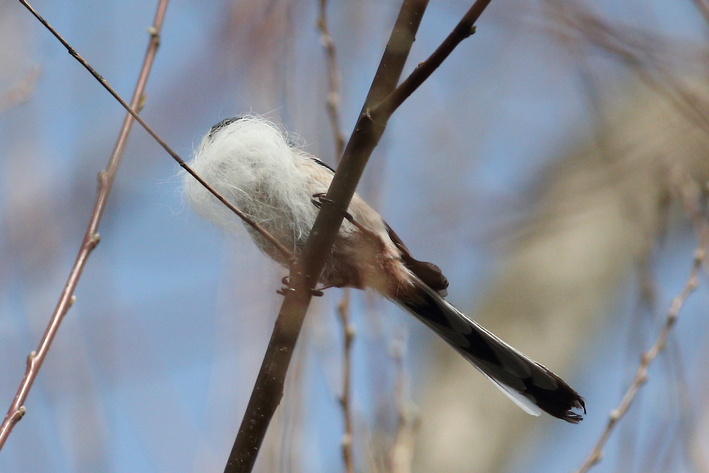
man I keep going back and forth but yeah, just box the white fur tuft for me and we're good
[183,115,322,255]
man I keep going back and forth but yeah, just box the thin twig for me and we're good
[337,290,355,473]
[316,1,355,471]
[389,332,420,473]
[304,0,493,304]
[223,1,436,471]
[574,220,709,473]
[224,0,497,470]
[317,0,346,159]
[548,0,709,137]
[372,0,491,121]
[15,0,292,263]
[0,0,170,449]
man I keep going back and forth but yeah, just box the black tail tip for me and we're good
[530,381,586,423]
[556,396,586,424]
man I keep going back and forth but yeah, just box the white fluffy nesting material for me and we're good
[182,115,319,244]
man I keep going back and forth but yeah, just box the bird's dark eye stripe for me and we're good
[209,116,242,137]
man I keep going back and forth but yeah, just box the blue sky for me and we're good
[1,0,708,472]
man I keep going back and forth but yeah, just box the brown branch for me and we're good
[389,332,420,473]
[337,290,355,473]
[548,0,709,136]
[317,0,347,159]
[224,0,497,471]
[372,0,491,120]
[316,1,355,471]
[15,0,292,263]
[223,1,431,471]
[0,0,170,449]
[304,0,492,299]
[574,220,709,473]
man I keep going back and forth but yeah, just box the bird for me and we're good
[183,114,586,423]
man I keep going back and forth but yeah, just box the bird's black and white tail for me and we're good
[396,278,586,423]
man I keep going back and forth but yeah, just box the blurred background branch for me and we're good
[315,1,355,471]
[1,0,709,472]
[577,206,709,472]
[0,0,169,451]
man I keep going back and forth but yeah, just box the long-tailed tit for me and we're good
[183,115,585,423]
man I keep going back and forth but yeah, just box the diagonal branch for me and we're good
[547,0,709,136]
[0,0,170,450]
[223,1,429,471]
[317,0,347,159]
[224,0,496,471]
[316,1,355,472]
[372,0,491,120]
[15,0,292,262]
[574,218,709,473]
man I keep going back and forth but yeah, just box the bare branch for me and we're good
[317,0,346,159]
[316,1,355,471]
[15,0,292,263]
[223,1,433,471]
[574,218,709,473]
[224,0,498,470]
[337,290,355,473]
[389,333,420,473]
[372,0,491,120]
[0,0,170,449]
[547,0,709,135]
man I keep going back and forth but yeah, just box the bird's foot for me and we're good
[276,276,328,297]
